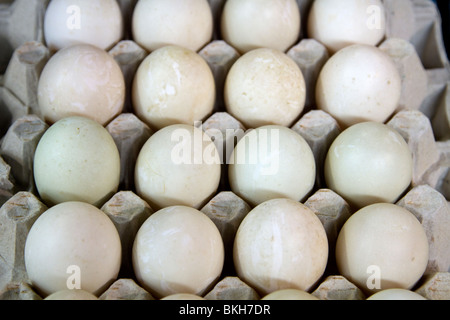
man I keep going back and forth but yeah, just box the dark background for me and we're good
[436,0,450,58]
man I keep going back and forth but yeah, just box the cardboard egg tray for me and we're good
[0,0,449,300]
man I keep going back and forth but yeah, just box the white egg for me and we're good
[132,45,215,130]
[134,124,221,210]
[132,0,213,52]
[316,44,401,128]
[44,289,98,300]
[132,206,224,298]
[38,44,125,126]
[234,198,328,295]
[308,0,386,54]
[221,0,301,54]
[25,202,122,297]
[224,48,306,129]
[44,0,123,52]
[324,122,413,208]
[34,116,121,207]
[161,294,206,300]
[228,125,316,207]
[367,289,427,300]
[262,289,319,300]
[336,203,429,295]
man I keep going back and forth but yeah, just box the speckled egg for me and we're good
[132,45,215,130]
[225,48,306,128]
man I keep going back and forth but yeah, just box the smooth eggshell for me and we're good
[132,206,224,298]
[225,48,306,129]
[38,44,125,126]
[132,45,215,130]
[161,294,206,300]
[367,289,427,300]
[44,0,123,52]
[44,289,98,300]
[134,124,221,209]
[316,44,401,128]
[228,125,316,206]
[336,203,429,294]
[34,116,120,207]
[262,289,319,300]
[24,202,122,297]
[221,0,301,54]
[234,198,328,295]
[132,0,213,52]
[325,122,413,208]
[308,0,386,54]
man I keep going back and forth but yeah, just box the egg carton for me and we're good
[0,0,449,300]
